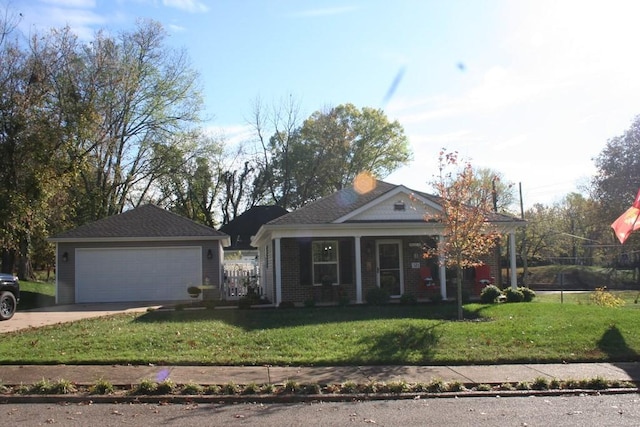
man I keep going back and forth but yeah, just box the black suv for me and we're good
[0,273,19,320]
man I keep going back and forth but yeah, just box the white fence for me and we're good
[222,261,261,301]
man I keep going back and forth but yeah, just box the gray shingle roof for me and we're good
[267,180,523,226]
[268,180,398,225]
[50,204,228,241]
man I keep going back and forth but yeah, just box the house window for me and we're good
[312,240,339,285]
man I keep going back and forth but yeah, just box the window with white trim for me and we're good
[312,240,339,285]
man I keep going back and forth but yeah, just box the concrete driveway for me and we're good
[0,302,164,333]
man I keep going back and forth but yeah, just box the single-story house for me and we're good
[48,204,230,304]
[251,180,526,306]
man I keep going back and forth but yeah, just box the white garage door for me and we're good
[75,247,202,303]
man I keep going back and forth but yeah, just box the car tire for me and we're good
[0,291,17,321]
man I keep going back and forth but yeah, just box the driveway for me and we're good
[0,302,164,333]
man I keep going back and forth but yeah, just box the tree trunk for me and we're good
[456,266,464,320]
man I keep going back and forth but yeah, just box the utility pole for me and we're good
[519,182,528,286]
[492,178,502,288]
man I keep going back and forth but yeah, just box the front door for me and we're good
[376,240,403,297]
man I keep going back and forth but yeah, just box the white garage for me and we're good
[49,204,230,305]
[75,247,202,303]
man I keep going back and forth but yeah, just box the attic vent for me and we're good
[393,201,406,211]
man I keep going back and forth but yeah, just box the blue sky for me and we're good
[11,0,640,209]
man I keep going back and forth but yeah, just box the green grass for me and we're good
[2,296,640,366]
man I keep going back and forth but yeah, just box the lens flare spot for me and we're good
[354,172,376,195]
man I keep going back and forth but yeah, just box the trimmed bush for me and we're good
[504,287,525,303]
[429,292,443,303]
[480,285,503,304]
[400,293,418,305]
[279,301,296,309]
[519,286,536,302]
[365,287,390,305]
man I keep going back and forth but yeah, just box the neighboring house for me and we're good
[48,204,230,304]
[219,205,288,259]
[218,205,288,301]
[251,180,525,306]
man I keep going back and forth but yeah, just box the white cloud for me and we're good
[162,0,208,13]
[168,23,186,32]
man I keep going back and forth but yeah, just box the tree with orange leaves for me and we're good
[426,149,501,320]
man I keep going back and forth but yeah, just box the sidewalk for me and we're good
[1,362,639,387]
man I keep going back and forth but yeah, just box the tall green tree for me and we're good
[0,21,79,277]
[253,102,412,210]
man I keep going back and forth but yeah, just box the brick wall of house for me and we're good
[277,234,504,305]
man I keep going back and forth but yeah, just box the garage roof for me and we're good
[49,204,230,244]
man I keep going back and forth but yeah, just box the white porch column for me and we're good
[274,238,282,305]
[509,231,518,289]
[354,236,363,304]
[438,237,447,300]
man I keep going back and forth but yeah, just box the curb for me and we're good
[1,388,638,405]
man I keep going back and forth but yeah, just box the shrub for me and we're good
[504,287,525,303]
[50,378,77,395]
[222,382,240,395]
[586,376,609,390]
[366,287,390,305]
[519,286,536,302]
[531,377,549,390]
[156,379,175,395]
[279,301,296,309]
[340,380,358,394]
[303,298,316,308]
[426,378,446,393]
[132,378,157,395]
[30,378,53,394]
[283,379,300,393]
[387,380,409,394]
[400,293,418,305]
[242,382,260,395]
[429,292,443,303]
[204,384,222,395]
[187,286,201,297]
[447,381,466,392]
[181,381,204,395]
[480,285,503,304]
[302,383,321,394]
[590,287,625,307]
[237,297,253,309]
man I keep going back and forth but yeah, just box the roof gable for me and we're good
[50,204,229,242]
[268,180,398,226]
[336,186,442,223]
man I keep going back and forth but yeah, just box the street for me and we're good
[3,393,640,426]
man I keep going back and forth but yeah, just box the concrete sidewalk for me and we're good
[1,362,639,386]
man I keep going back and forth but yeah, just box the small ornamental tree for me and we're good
[425,150,501,320]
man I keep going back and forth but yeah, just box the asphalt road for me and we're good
[4,393,640,426]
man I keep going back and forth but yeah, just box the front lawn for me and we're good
[2,296,640,366]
